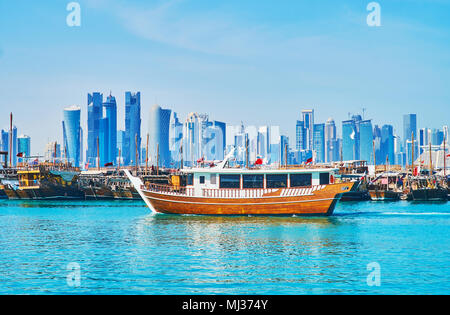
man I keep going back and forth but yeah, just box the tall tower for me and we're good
[63,106,81,167]
[87,92,103,166]
[125,92,141,166]
[148,104,172,167]
[103,93,117,164]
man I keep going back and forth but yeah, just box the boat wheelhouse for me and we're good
[125,166,355,216]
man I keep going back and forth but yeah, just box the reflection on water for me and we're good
[0,199,449,294]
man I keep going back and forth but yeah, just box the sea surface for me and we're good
[0,199,449,295]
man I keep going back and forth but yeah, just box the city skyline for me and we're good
[1,0,450,154]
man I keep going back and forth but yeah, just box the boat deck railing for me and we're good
[142,183,195,197]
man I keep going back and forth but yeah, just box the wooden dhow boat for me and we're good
[125,155,356,216]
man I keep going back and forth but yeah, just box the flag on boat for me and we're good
[104,162,113,167]
[197,157,205,164]
[85,162,89,169]
[446,154,450,158]
[413,167,419,176]
[16,152,24,158]
[306,157,313,164]
[255,158,263,165]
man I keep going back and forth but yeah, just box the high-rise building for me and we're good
[99,117,109,166]
[148,104,172,167]
[269,126,281,164]
[280,135,289,165]
[325,118,337,162]
[432,128,444,146]
[63,106,81,167]
[302,110,314,150]
[17,135,31,163]
[381,125,395,165]
[342,120,357,161]
[103,94,117,165]
[313,123,325,163]
[44,141,61,161]
[359,120,374,164]
[117,130,126,165]
[124,92,141,166]
[403,114,417,166]
[87,92,103,166]
[257,126,270,162]
[1,127,17,166]
[295,120,307,151]
[419,128,431,155]
[169,112,183,166]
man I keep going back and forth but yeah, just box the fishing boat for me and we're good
[2,165,84,200]
[368,172,402,201]
[125,155,356,216]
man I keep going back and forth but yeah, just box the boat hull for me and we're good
[369,190,400,201]
[140,182,354,216]
[411,188,448,202]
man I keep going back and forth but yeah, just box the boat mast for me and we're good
[135,133,138,175]
[372,139,376,176]
[429,139,433,176]
[444,132,447,178]
[97,136,100,171]
[9,113,12,168]
[146,133,149,175]
[157,143,159,176]
[411,131,415,177]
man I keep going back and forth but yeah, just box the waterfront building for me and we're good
[1,127,17,166]
[204,123,225,162]
[117,130,126,165]
[245,126,258,163]
[124,92,141,166]
[63,106,81,167]
[269,126,281,165]
[432,128,444,146]
[148,104,172,167]
[169,112,183,166]
[301,110,314,150]
[280,135,289,165]
[419,128,431,155]
[325,118,337,163]
[87,92,103,167]
[295,120,307,151]
[342,120,357,161]
[44,141,61,161]
[183,113,208,166]
[313,123,325,163]
[99,118,109,166]
[103,94,117,165]
[257,126,270,162]
[359,120,374,164]
[403,114,417,166]
[381,125,395,165]
[17,135,31,163]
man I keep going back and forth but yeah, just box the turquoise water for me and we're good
[0,199,449,295]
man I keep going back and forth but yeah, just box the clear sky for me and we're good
[1,0,449,155]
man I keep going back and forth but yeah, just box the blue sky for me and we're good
[1,0,449,154]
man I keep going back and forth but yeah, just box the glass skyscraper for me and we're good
[381,125,395,165]
[403,114,417,165]
[103,94,117,165]
[325,118,337,162]
[148,104,172,167]
[63,106,81,167]
[87,92,103,166]
[124,92,141,166]
[359,120,374,164]
[17,135,31,163]
[342,120,357,161]
[313,123,325,163]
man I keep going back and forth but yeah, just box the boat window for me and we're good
[219,174,241,189]
[320,173,330,185]
[266,174,288,188]
[210,174,216,185]
[187,174,194,186]
[290,173,312,187]
[199,176,205,184]
[243,174,264,189]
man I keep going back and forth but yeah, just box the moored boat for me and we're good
[125,165,356,216]
[411,188,447,202]
[2,165,84,200]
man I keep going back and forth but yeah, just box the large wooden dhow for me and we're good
[125,164,355,216]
